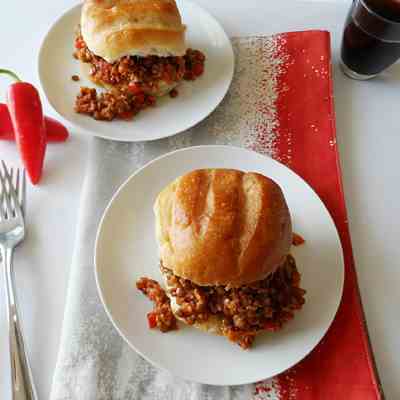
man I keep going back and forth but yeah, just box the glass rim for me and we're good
[359,0,400,26]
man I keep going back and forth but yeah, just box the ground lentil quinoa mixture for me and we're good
[73,33,205,121]
[136,255,306,349]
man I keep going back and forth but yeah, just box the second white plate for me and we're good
[38,1,234,142]
[95,145,344,385]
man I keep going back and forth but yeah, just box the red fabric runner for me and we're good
[270,30,383,399]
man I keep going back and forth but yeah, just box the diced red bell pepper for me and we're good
[264,321,280,331]
[127,82,143,95]
[147,312,157,329]
[192,63,204,77]
[292,233,305,246]
[135,93,145,104]
[75,38,85,49]
[119,110,136,120]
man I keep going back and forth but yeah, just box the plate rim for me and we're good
[94,144,345,385]
[37,1,235,142]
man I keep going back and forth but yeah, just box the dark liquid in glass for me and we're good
[341,0,400,76]
[365,0,400,20]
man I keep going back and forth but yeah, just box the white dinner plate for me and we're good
[38,1,234,142]
[95,145,344,385]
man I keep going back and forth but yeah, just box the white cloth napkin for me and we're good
[50,36,284,400]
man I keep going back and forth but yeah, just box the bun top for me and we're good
[81,0,186,63]
[154,169,292,287]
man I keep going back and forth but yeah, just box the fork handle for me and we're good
[2,246,38,400]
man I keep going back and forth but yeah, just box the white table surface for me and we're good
[1,0,399,399]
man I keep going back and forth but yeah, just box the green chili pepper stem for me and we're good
[0,69,21,82]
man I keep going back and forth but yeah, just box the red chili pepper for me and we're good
[0,103,69,142]
[0,69,47,184]
[147,312,157,329]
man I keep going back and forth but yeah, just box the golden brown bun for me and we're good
[79,61,179,96]
[81,0,187,63]
[155,169,292,287]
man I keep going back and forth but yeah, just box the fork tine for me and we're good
[1,160,22,219]
[0,166,4,219]
[22,169,26,217]
[0,162,12,218]
[0,185,5,220]
[10,168,16,214]
[16,168,20,205]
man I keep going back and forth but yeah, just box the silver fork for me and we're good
[0,161,37,400]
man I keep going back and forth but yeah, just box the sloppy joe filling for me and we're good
[73,33,205,121]
[136,277,178,332]
[137,255,306,349]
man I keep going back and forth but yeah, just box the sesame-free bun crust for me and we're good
[155,169,292,287]
[81,0,187,63]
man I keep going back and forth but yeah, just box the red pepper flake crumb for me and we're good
[169,88,178,98]
[292,232,305,246]
[71,75,80,82]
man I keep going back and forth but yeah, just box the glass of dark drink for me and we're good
[341,0,400,80]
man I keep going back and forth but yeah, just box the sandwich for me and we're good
[73,0,205,121]
[137,169,306,349]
